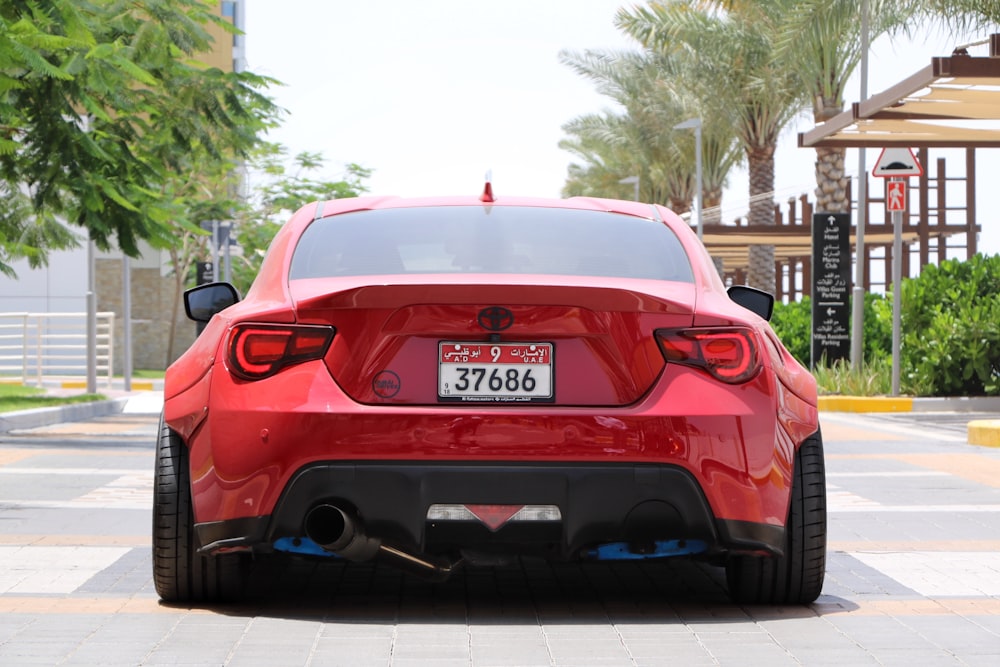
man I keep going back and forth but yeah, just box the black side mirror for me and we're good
[184,282,240,323]
[728,285,774,321]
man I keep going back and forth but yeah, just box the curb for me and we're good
[0,391,164,433]
[968,420,1000,448]
[818,395,1000,413]
[818,396,914,413]
[57,380,158,392]
[0,398,130,433]
[818,395,1000,448]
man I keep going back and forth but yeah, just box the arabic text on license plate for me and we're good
[438,342,553,403]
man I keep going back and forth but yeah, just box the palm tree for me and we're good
[561,49,694,209]
[718,0,999,214]
[617,1,806,292]
[559,47,741,225]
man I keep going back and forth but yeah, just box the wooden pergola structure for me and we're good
[700,35,1000,299]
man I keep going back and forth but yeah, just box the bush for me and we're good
[770,296,811,365]
[900,253,1000,396]
[764,254,1000,396]
[770,292,892,368]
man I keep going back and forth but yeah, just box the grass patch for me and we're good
[0,383,106,413]
[814,357,894,396]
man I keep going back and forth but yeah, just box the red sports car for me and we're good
[154,188,825,605]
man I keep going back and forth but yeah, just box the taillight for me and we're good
[227,324,334,380]
[656,327,761,384]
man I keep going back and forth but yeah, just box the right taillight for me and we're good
[656,327,761,384]
[227,323,334,381]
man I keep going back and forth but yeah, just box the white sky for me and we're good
[243,0,1000,258]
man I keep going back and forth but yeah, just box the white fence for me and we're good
[0,312,115,387]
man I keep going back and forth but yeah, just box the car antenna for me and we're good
[480,170,495,203]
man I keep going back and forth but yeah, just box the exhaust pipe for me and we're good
[303,504,381,561]
[303,504,461,582]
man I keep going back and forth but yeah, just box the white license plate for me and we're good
[438,342,553,403]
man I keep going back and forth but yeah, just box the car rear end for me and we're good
[165,199,818,582]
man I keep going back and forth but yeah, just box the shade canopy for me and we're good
[799,35,1000,149]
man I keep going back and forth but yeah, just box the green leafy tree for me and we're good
[230,145,371,295]
[0,0,276,273]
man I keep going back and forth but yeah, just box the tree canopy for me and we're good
[0,0,278,275]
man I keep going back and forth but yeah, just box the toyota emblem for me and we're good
[477,306,514,332]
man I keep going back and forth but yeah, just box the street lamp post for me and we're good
[674,118,703,240]
[618,175,639,201]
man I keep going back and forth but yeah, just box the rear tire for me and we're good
[725,429,826,605]
[152,414,247,603]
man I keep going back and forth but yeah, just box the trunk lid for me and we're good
[291,276,696,406]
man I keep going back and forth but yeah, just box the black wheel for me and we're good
[152,414,247,603]
[725,428,826,605]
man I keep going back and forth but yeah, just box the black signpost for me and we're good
[196,261,215,285]
[811,213,851,367]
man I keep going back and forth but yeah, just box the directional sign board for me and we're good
[872,147,923,178]
[811,213,851,366]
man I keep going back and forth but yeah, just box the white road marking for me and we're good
[1,472,153,510]
[826,471,948,478]
[0,468,148,476]
[849,551,1000,597]
[0,546,132,594]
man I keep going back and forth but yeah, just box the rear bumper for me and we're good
[195,461,785,558]
[172,361,816,558]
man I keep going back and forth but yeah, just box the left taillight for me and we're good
[226,324,335,381]
[656,327,761,384]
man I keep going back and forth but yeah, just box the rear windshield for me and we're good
[289,205,694,282]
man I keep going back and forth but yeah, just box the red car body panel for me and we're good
[164,195,819,563]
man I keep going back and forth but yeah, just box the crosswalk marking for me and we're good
[0,546,132,594]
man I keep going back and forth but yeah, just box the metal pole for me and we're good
[212,220,221,283]
[122,256,132,392]
[619,176,639,201]
[694,121,703,240]
[223,223,232,283]
[851,0,870,370]
[86,241,97,394]
[891,178,902,396]
[673,117,703,237]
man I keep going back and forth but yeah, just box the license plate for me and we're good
[438,342,553,403]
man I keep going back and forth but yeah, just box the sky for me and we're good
[242,0,1000,259]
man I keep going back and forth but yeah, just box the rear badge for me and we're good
[477,306,514,332]
[372,370,401,398]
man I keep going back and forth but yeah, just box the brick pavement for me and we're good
[0,411,998,666]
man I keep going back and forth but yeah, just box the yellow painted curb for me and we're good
[818,396,914,413]
[968,420,1000,448]
[59,380,155,392]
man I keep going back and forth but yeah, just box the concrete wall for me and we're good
[95,255,197,373]
[0,245,88,314]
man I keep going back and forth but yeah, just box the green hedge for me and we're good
[768,253,1000,397]
[901,253,1000,396]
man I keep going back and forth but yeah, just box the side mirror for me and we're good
[728,285,774,321]
[184,282,240,323]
